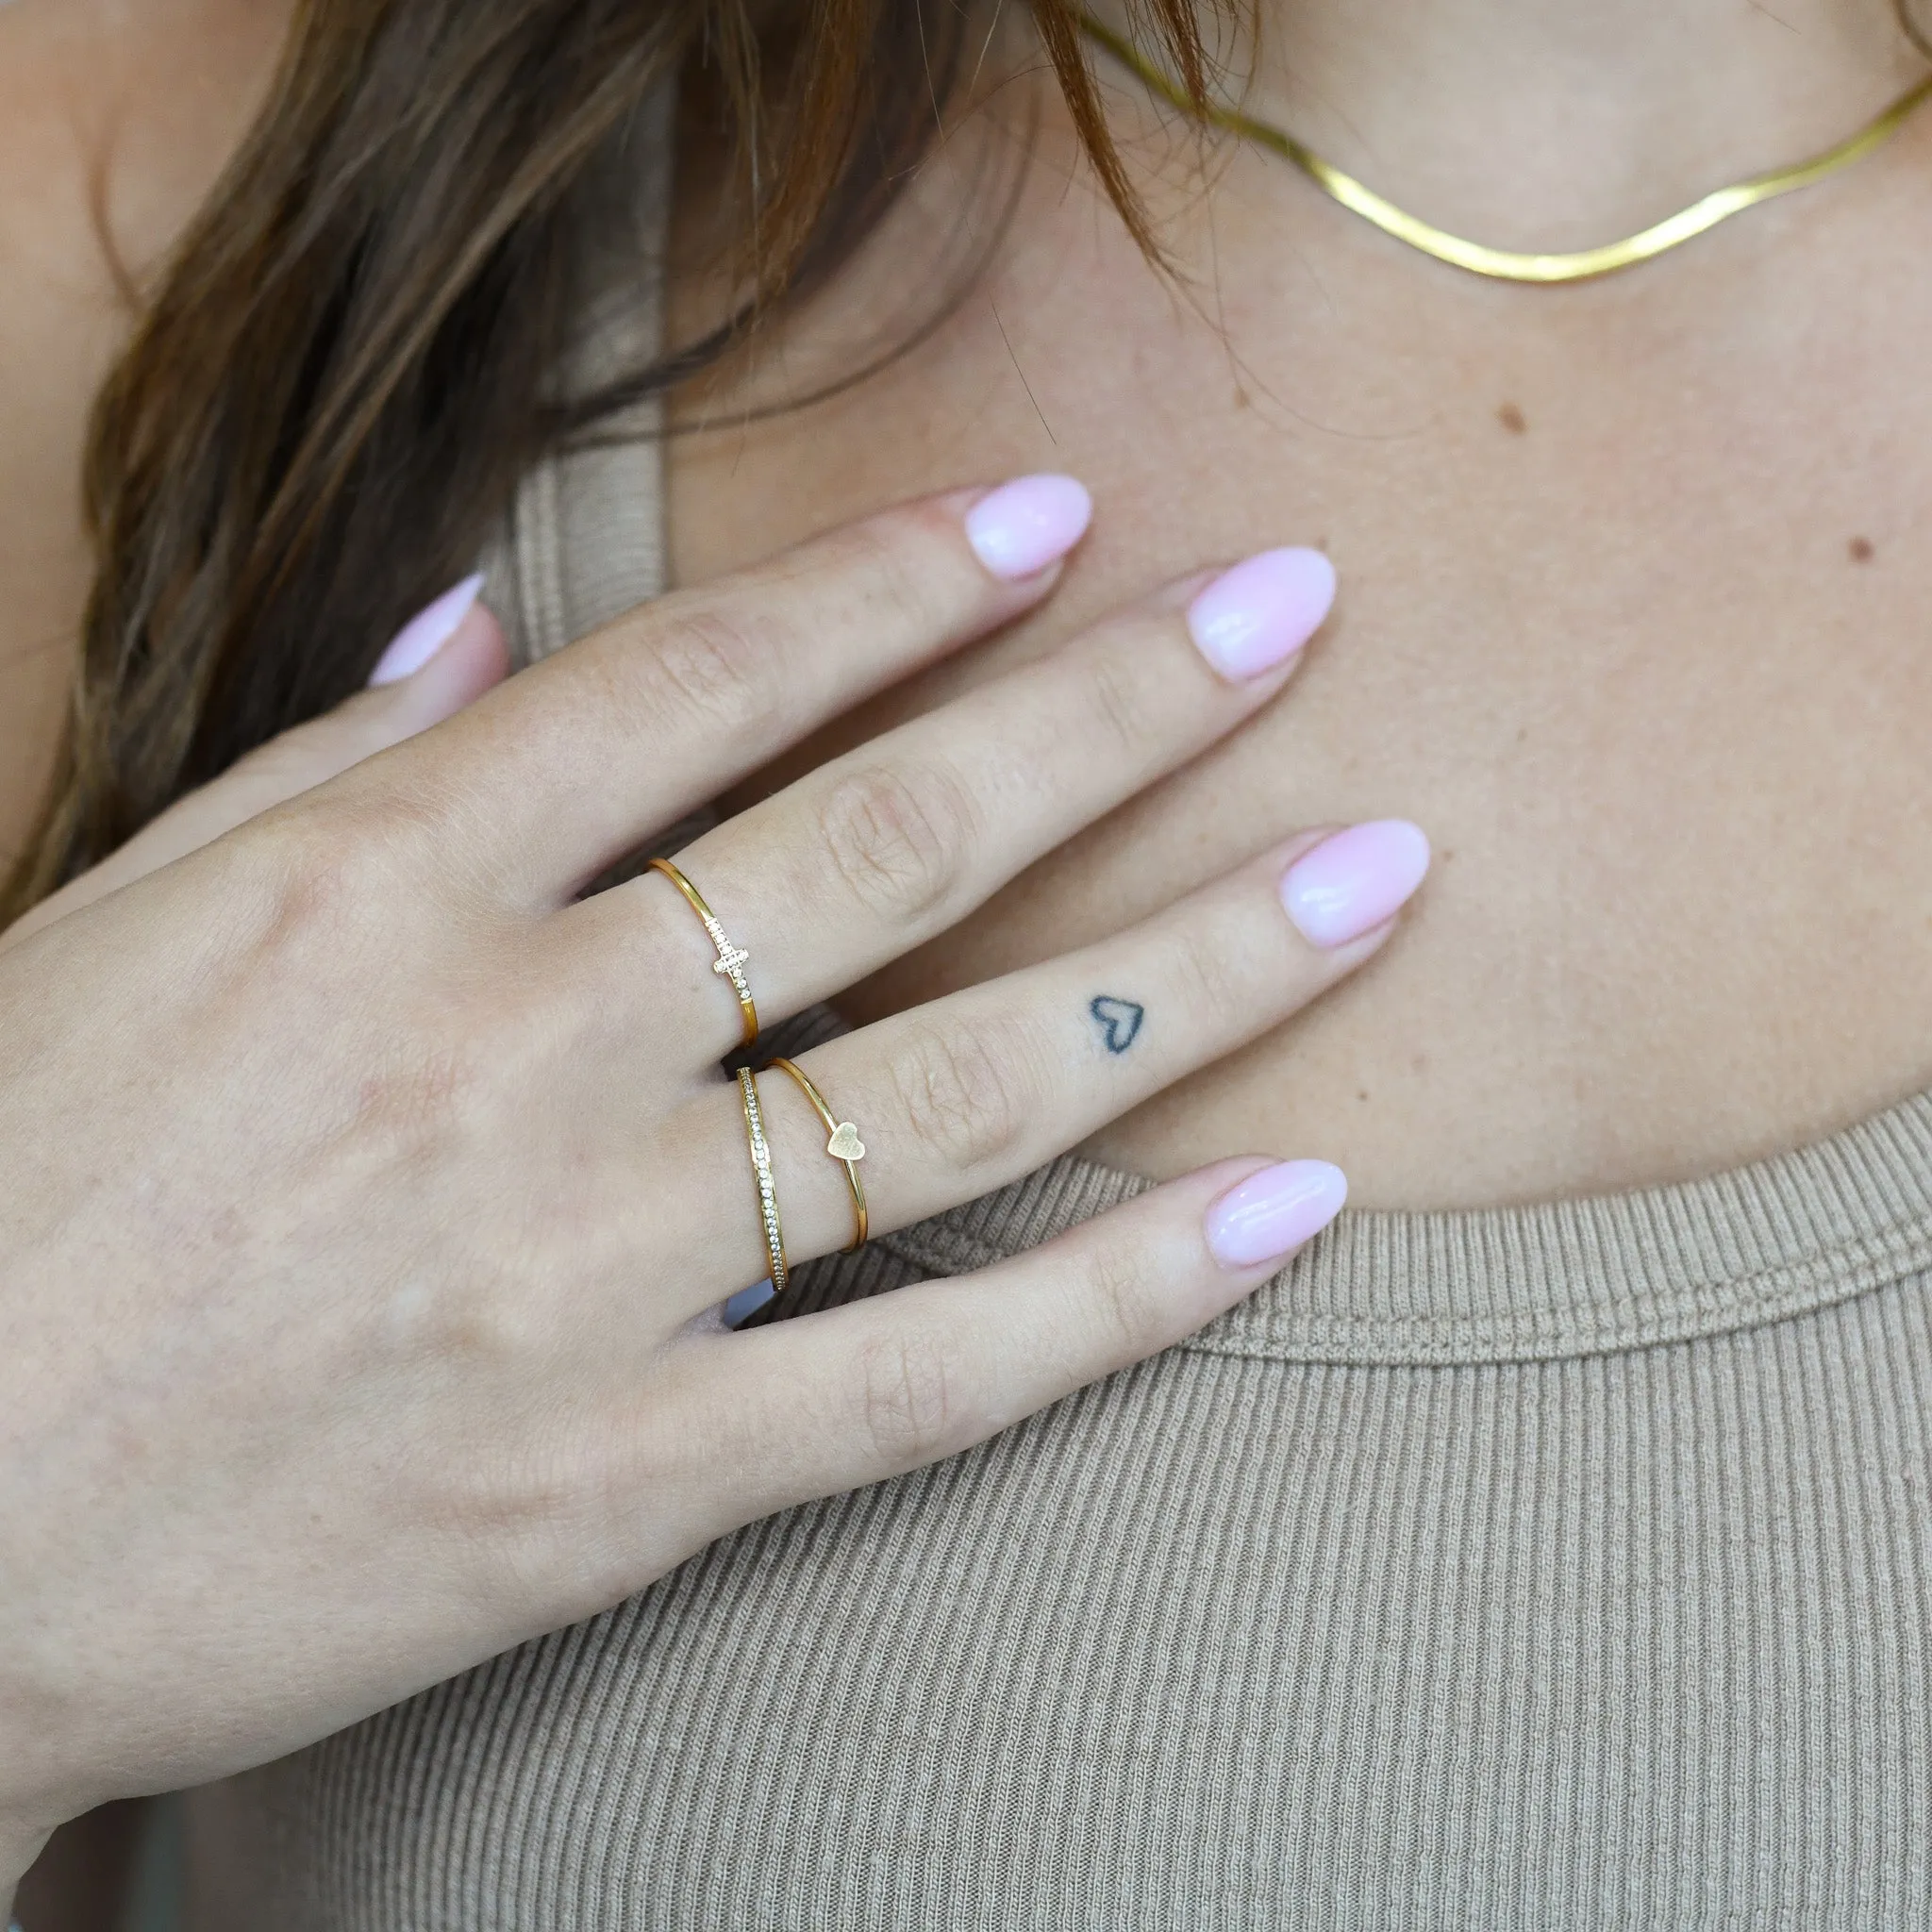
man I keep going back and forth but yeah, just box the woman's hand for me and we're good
[0,476,1425,1885]
[0,575,511,955]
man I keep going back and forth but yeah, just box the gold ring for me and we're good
[736,1068,788,1296]
[764,1056,869,1253]
[648,857,758,1049]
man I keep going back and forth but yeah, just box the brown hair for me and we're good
[2,0,1215,920]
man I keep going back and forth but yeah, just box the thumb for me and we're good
[3,578,509,949]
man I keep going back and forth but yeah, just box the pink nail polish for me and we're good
[1281,820,1431,949]
[369,575,485,687]
[1186,548,1337,681]
[1205,1159,1348,1269]
[963,475,1093,580]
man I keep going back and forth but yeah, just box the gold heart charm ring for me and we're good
[764,1057,870,1253]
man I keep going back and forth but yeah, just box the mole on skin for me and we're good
[1497,402,1528,435]
[1849,536,1875,563]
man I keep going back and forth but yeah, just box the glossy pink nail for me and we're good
[1186,547,1337,680]
[369,575,485,687]
[963,475,1093,580]
[1205,1159,1348,1269]
[1281,820,1431,948]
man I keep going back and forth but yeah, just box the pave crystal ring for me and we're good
[647,856,758,1049]
[763,1056,869,1253]
[736,1067,788,1297]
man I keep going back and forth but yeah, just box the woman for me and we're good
[5,0,1930,1921]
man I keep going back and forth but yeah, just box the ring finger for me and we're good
[661,819,1430,1309]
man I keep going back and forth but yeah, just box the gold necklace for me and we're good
[1078,12,1932,282]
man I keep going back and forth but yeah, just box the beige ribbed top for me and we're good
[179,102,1932,1929]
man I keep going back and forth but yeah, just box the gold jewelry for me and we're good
[1079,12,1932,283]
[648,857,758,1048]
[737,1068,789,1295]
[764,1056,870,1252]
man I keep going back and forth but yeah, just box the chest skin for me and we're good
[5,31,1927,1214]
[669,93,1932,1210]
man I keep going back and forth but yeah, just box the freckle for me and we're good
[1515,725,1529,743]
[1849,535,1874,563]
[1497,402,1528,435]
[1356,1089,1370,1103]
[1234,387,1252,409]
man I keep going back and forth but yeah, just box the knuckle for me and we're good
[635,606,784,741]
[822,503,961,633]
[1080,644,1167,774]
[405,1251,547,1383]
[849,1326,971,1469]
[815,760,979,925]
[247,790,432,928]
[1165,917,1256,1021]
[241,806,381,942]
[1074,1235,1168,1360]
[891,1017,1037,1176]
[229,809,508,1065]
[845,515,952,635]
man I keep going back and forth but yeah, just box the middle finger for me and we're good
[569,548,1339,1059]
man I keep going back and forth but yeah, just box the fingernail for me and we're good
[724,1279,776,1327]
[1186,547,1337,680]
[1281,819,1431,948]
[964,475,1093,580]
[369,575,485,687]
[1205,1159,1348,1269]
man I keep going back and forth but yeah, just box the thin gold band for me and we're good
[764,1056,870,1253]
[647,857,758,1049]
[1078,11,1932,284]
[737,1068,789,1296]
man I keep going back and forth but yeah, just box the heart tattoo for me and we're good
[1089,995,1146,1055]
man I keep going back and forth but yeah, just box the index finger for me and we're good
[371,475,1094,907]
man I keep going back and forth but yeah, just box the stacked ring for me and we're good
[764,1057,869,1253]
[736,1068,788,1295]
[648,857,758,1049]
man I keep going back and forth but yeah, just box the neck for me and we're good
[1218,0,1927,246]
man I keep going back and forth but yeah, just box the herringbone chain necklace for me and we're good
[1079,10,1932,282]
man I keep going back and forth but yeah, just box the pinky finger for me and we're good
[698,1157,1346,1512]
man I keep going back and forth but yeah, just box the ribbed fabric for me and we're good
[184,1212,1932,1929]
[178,92,1932,1929]
[874,1096,1932,1367]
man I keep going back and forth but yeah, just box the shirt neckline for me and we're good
[877,1084,1932,1365]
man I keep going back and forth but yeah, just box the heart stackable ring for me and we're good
[764,1056,869,1253]
[648,856,758,1049]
